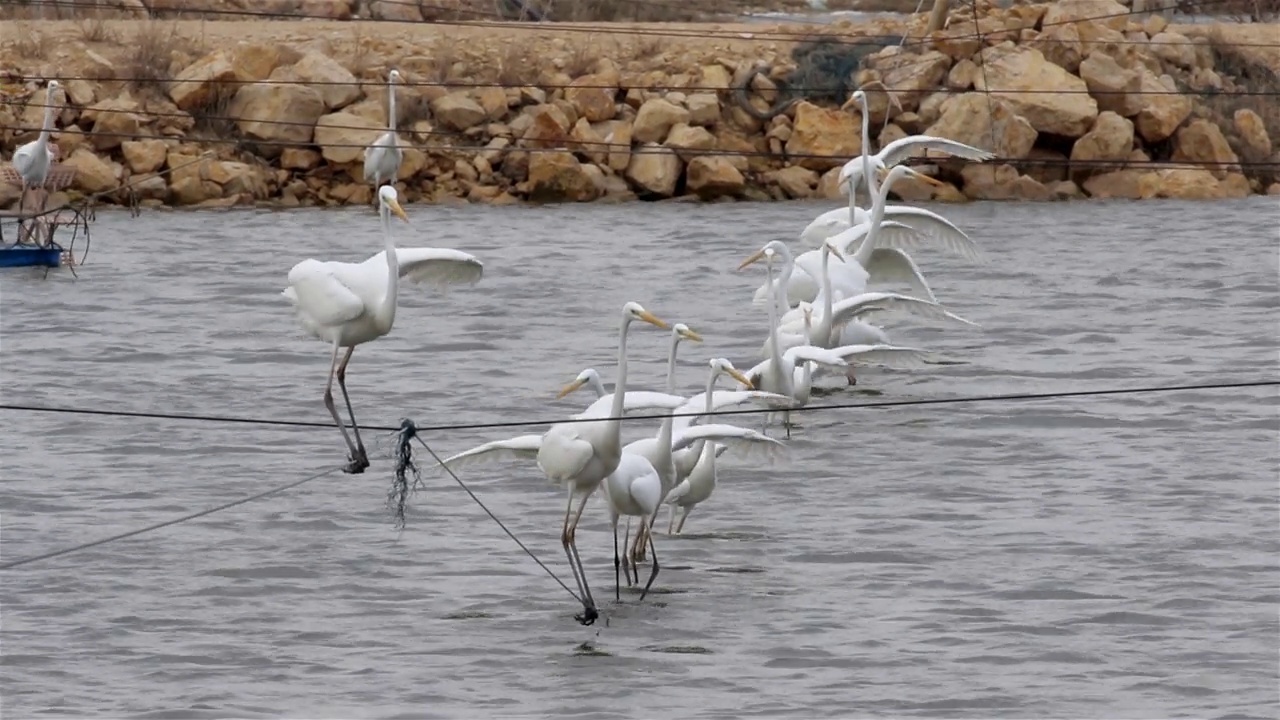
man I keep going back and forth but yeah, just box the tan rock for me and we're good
[290,52,361,110]
[1070,111,1134,168]
[785,101,861,172]
[930,27,983,61]
[1079,52,1143,117]
[1149,31,1196,69]
[1134,69,1191,143]
[62,79,96,107]
[1024,147,1069,184]
[624,143,682,197]
[234,43,290,83]
[1171,119,1239,178]
[598,119,632,172]
[521,104,572,148]
[399,148,427,180]
[768,166,819,199]
[975,45,1098,137]
[1041,0,1130,30]
[1232,109,1272,160]
[228,83,326,157]
[314,112,384,164]
[1267,183,1280,196]
[685,156,745,200]
[63,148,120,195]
[472,86,509,122]
[431,93,487,132]
[565,74,618,123]
[88,97,141,151]
[700,64,733,90]
[168,51,236,112]
[947,59,978,91]
[1143,14,1168,36]
[1048,179,1085,200]
[665,123,717,162]
[685,93,721,127]
[1031,23,1084,74]
[367,0,422,20]
[961,164,1051,201]
[873,48,952,113]
[170,176,221,206]
[1082,169,1153,199]
[925,94,1037,160]
[526,151,602,202]
[121,139,167,174]
[212,161,266,199]
[281,147,321,170]
[1153,168,1230,199]
[632,98,690,144]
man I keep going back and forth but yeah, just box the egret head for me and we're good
[672,323,703,344]
[710,357,754,390]
[388,68,402,82]
[877,164,945,190]
[378,186,409,222]
[557,372,590,399]
[822,240,846,263]
[840,88,868,112]
[738,240,789,271]
[622,301,669,330]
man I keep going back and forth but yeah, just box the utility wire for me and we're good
[3,379,1276,437]
[0,465,343,570]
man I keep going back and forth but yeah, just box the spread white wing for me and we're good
[437,434,543,473]
[864,247,937,303]
[573,391,688,420]
[671,424,786,463]
[365,248,484,289]
[877,134,995,169]
[283,259,367,327]
[672,390,796,432]
[825,343,937,369]
[829,291,980,332]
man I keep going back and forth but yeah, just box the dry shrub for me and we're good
[562,40,605,78]
[532,0,724,21]
[10,29,53,60]
[496,41,543,87]
[124,22,184,94]
[79,16,120,43]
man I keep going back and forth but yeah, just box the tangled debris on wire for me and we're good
[733,34,903,120]
[389,418,423,529]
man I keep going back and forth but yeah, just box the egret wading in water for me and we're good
[282,186,483,473]
[536,302,669,618]
[363,69,404,198]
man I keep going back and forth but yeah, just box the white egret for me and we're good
[282,186,483,473]
[12,80,62,222]
[839,88,995,203]
[664,357,773,535]
[602,452,664,600]
[535,302,669,614]
[363,68,404,195]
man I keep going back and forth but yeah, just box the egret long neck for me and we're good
[608,317,633,442]
[853,167,897,271]
[689,366,718,464]
[765,257,787,384]
[858,99,876,205]
[818,245,835,345]
[665,336,679,394]
[655,336,679,477]
[376,205,399,330]
[387,76,397,132]
[773,249,794,321]
[37,94,56,146]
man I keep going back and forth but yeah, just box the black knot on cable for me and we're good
[389,418,422,529]
[575,606,599,627]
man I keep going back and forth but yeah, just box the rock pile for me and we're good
[1,0,1276,209]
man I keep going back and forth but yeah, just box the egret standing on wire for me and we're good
[363,68,404,198]
[282,186,483,473]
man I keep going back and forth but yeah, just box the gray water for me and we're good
[1,197,1277,719]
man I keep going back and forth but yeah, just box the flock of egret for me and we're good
[281,89,991,615]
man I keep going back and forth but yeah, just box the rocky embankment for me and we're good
[0,0,1276,210]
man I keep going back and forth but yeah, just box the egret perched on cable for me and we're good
[363,68,403,196]
[282,186,483,474]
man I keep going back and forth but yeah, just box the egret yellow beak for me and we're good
[738,248,766,271]
[840,95,858,111]
[556,377,587,399]
[388,196,409,223]
[728,368,754,389]
[824,242,845,262]
[878,166,946,188]
[638,309,669,330]
[679,327,704,343]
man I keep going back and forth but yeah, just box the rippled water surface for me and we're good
[2,197,1277,719]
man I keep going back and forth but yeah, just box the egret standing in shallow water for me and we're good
[282,186,483,473]
[12,79,62,238]
[363,68,404,198]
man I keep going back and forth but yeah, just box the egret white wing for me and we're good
[673,390,797,432]
[536,424,595,480]
[878,135,995,168]
[829,291,980,331]
[829,343,936,369]
[793,248,869,299]
[880,206,981,261]
[366,248,484,289]
[574,390,687,420]
[671,424,786,463]
[284,259,367,326]
[799,207,854,248]
[865,247,937,302]
[439,434,543,473]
